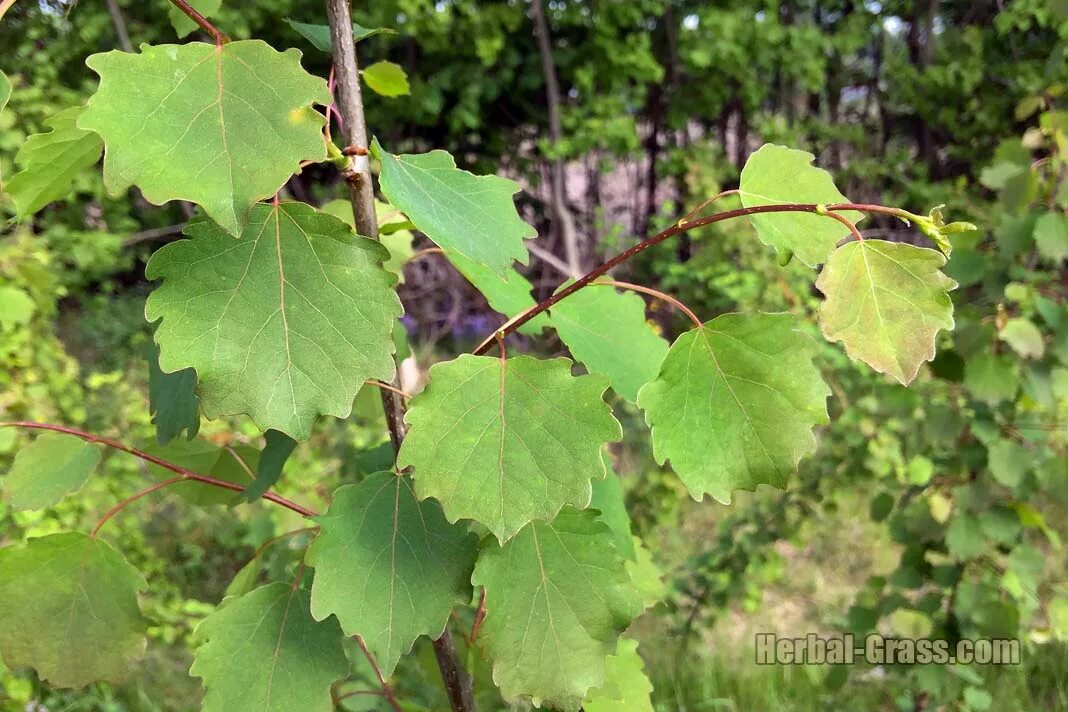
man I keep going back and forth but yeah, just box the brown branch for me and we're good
[168,0,230,45]
[0,421,317,518]
[324,1,473,709]
[473,201,893,355]
[596,280,703,328]
[354,635,403,712]
[470,589,487,644]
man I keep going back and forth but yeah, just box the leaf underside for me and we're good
[637,313,829,503]
[816,239,956,384]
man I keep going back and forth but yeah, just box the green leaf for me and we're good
[148,341,200,445]
[361,61,410,98]
[2,433,101,510]
[739,143,863,267]
[398,354,621,542]
[946,515,987,559]
[168,0,222,38]
[373,139,536,277]
[284,18,396,53]
[146,203,402,440]
[0,286,34,330]
[987,440,1029,489]
[816,240,956,384]
[191,583,348,712]
[6,106,103,219]
[80,41,330,235]
[307,472,477,676]
[627,536,665,608]
[446,250,549,335]
[589,470,636,559]
[637,313,829,503]
[471,508,643,710]
[964,353,1019,405]
[244,430,297,502]
[584,638,654,712]
[0,69,10,115]
[143,438,257,506]
[0,533,148,688]
[999,318,1045,360]
[1034,211,1068,262]
[550,283,669,402]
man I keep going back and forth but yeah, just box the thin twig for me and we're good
[364,379,412,400]
[470,589,487,644]
[472,201,898,354]
[92,476,184,537]
[678,189,741,225]
[0,422,317,518]
[168,0,230,44]
[596,279,703,328]
[354,635,403,712]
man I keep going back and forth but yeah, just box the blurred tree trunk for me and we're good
[907,0,940,177]
[530,0,581,274]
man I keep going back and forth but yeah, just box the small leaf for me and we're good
[146,203,402,440]
[589,470,636,559]
[0,286,34,330]
[284,18,396,53]
[739,143,863,267]
[168,0,222,38]
[446,249,549,335]
[6,106,103,219]
[0,69,10,115]
[398,354,621,542]
[550,283,669,402]
[0,533,149,688]
[148,341,200,445]
[143,438,257,506]
[584,638,654,712]
[80,41,331,235]
[192,583,348,712]
[373,139,537,277]
[244,430,297,502]
[637,313,829,503]
[999,318,1045,360]
[307,472,478,676]
[1034,212,1068,262]
[964,353,1019,405]
[472,508,643,710]
[2,433,101,510]
[816,240,956,384]
[361,61,410,98]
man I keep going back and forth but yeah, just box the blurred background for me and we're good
[1,0,1067,709]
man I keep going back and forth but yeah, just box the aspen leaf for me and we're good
[999,318,1045,360]
[471,508,643,710]
[6,106,103,218]
[446,249,549,335]
[584,638,655,712]
[168,0,222,37]
[0,533,149,688]
[244,430,297,502]
[191,583,348,712]
[1034,211,1068,262]
[0,69,9,115]
[361,61,410,97]
[307,472,478,676]
[373,139,536,277]
[637,313,829,502]
[146,203,402,440]
[398,354,621,542]
[80,41,330,235]
[739,143,863,267]
[2,432,100,511]
[148,341,200,445]
[550,283,669,402]
[285,18,396,53]
[816,240,956,385]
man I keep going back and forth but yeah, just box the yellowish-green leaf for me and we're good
[361,61,409,98]
[320,198,414,282]
[999,318,1045,360]
[80,41,330,235]
[191,583,348,712]
[0,533,149,688]
[6,107,102,219]
[739,143,863,267]
[146,203,402,440]
[637,313,829,502]
[373,138,536,277]
[471,508,643,710]
[398,354,621,542]
[2,432,100,511]
[1034,211,1068,262]
[584,638,654,712]
[307,472,477,676]
[816,240,956,384]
